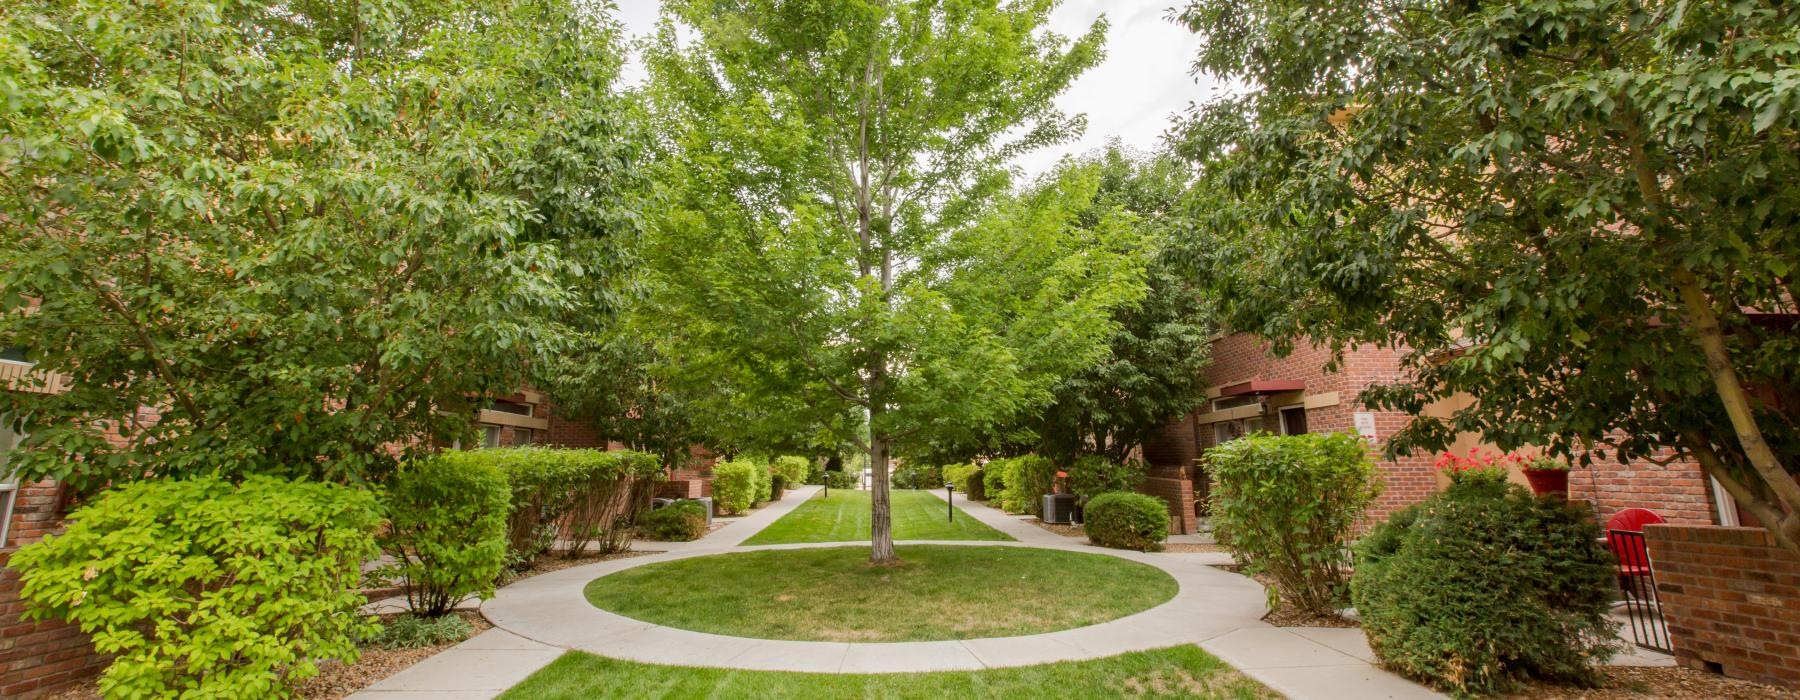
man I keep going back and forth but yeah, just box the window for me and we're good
[486,400,533,417]
[511,427,534,445]
[482,425,503,448]
[1214,420,1244,445]
[1,417,22,548]
[0,346,27,364]
[1279,406,1309,435]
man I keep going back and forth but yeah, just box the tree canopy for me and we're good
[642,0,1139,562]
[1173,0,1800,551]
[0,0,643,487]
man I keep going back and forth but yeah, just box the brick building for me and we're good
[1140,332,1733,531]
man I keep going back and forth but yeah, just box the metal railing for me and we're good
[1607,529,1672,653]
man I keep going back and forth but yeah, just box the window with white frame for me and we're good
[1,417,22,548]
[482,425,503,449]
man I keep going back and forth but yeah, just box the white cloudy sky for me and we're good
[609,1,1231,178]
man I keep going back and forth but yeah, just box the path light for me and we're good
[945,482,954,522]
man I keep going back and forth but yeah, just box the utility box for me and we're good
[1041,493,1078,524]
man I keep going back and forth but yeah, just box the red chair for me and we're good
[1605,508,1665,594]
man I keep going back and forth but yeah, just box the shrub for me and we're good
[824,469,858,489]
[373,614,474,650]
[638,500,710,541]
[1066,455,1145,503]
[561,450,665,557]
[442,448,663,569]
[1352,478,1617,695]
[747,458,772,505]
[982,458,1010,502]
[1082,491,1169,552]
[770,473,788,500]
[893,461,943,489]
[713,459,761,514]
[375,455,510,617]
[992,455,1056,515]
[11,476,381,698]
[942,463,981,496]
[772,455,812,485]
[1205,432,1382,615]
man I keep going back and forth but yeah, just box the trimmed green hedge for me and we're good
[713,459,761,514]
[1352,476,1617,695]
[987,455,1057,515]
[1205,432,1381,615]
[942,463,982,497]
[12,477,381,697]
[435,448,663,569]
[1083,491,1168,552]
[772,455,811,485]
[376,455,510,617]
[638,500,710,542]
[824,469,857,489]
[893,462,943,489]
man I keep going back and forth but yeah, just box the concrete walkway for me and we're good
[354,485,1445,699]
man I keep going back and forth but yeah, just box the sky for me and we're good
[609,1,1230,178]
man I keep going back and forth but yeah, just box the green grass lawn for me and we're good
[743,488,1010,544]
[583,544,1177,642]
[499,646,1275,699]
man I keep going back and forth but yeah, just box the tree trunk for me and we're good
[869,422,897,564]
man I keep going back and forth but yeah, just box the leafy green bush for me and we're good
[1205,432,1381,615]
[749,458,773,504]
[713,459,761,514]
[772,455,812,485]
[942,463,982,497]
[824,470,858,489]
[1082,491,1168,552]
[1352,478,1617,695]
[638,500,710,541]
[441,448,663,569]
[893,462,944,489]
[991,455,1056,515]
[12,476,381,698]
[373,614,474,650]
[982,458,1010,502]
[1066,455,1145,502]
[375,456,510,617]
[770,473,788,500]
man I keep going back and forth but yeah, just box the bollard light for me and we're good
[945,483,955,522]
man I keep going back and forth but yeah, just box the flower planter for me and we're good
[1523,469,1569,498]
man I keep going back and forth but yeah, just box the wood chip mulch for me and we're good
[1031,520,1085,537]
[1161,542,1228,554]
[1507,666,1795,699]
[1207,563,1360,629]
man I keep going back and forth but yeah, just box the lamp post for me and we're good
[945,483,955,522]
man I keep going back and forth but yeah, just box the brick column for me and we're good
[1642,524,1800,690]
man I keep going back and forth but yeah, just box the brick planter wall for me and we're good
[2,481,108,698]
[1642,524,1800,689]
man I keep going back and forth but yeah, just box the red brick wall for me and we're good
[1569,457,1716,526]
[1138,476,1195,536]
[541,402,604,448]
[2,481,107,698]
[1643,525,1800,689]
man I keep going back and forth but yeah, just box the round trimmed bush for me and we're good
[1351,477,1617,695]
[638,500,709,542]
[1083,491,1169,552]
[377,455,510,617]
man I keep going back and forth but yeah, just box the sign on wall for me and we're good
[1353,412,1378,441]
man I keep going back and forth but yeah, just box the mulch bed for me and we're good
[1507,666,1794,699]
[1161,542,1228,554]
[1031,520,1084,537]
[1208,563,1359,629]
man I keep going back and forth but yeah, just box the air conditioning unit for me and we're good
[1041,493,1078,524]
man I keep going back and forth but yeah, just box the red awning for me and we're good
[1217,379,1306,397]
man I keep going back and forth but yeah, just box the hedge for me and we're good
[987,455,1056,515]
[772,455,812,485]
[1083,491,1169,552]
[1352,476,1617,695]
[713,459,762,514]
[375,455,510,617]
[893,461,943,489]
[11,477,381,697]
[1205,432,1381,615]
[435,448,663,569]
[942,463,982,497]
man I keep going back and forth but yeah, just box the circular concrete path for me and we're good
[481,538,1271,673]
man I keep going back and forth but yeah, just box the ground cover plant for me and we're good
[742,490,1009,545]
[584,545,1175,642]
[500,646,1275,700]
[1206,432,1381,615]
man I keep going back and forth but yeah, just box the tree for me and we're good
[643,0,1139,563]
[1172,0,1800,552]
[0,0,642,487]
[1021,148,1212,465]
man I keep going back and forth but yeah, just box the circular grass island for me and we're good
[584,545,1178,642]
